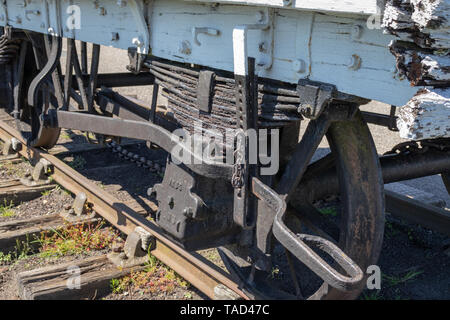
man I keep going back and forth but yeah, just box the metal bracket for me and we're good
[127,46,145,74]
[60,192,97,222]
[251,177,364,292]
[232,57,258,232]
[107,227,155,268]
[128,0,150,54]
[297,79,336,120]
[233,8,274,72]
[20,158,53,187]
[197,70,215,114]
[192,27,220,46]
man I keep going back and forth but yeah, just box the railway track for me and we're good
[0,109,250,300]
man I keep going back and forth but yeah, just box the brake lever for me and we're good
[252,177,364,291]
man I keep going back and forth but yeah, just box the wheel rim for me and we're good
[219,111,385,300]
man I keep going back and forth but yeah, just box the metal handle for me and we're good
[272,211,364,291]
[252,177,364,292]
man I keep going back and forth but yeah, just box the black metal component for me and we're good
[95,90,177,131]
[80,41,88,74]
[232,57,259,230]
[296,79,336,120]
[68,73,155,90]
[361,108,399,131]
[45,109,233,179]
[87,44,100,112]
[442,172,450,195]
[27,36,62,109]
[0,26,21,65]
[63,38,74,111]
[197,70,215,114]
[12,41,27,118]
[70,39,89,110]
[152,161,238,250]
[385,190,450,236]
[251,177,364,291]
[298,149,450,202]
[127,47,145,74]
[277,103,357,200]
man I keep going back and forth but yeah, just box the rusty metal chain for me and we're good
[231,132,245,188]
[385,138,450,156]
[106,141,165,176]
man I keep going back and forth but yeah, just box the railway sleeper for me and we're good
[16,254,147,300]
[0,214,100,253]
[0,179,56,205]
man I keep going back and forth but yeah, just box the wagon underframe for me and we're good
[0,0,449,300]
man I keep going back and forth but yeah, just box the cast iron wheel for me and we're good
[219,111,385,300]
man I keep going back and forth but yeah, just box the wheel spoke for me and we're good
[284,248,304,299]
[287,203,340,244]
[302,152,336,181]
[277,114,332,199]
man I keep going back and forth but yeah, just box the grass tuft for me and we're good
[38,221,117,258]
[0,200,15,217]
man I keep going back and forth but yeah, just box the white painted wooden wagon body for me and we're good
[0,0,448,139]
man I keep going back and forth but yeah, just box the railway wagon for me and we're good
[0,0,449,299]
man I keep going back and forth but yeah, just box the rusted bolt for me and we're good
[347,54,362,71]
[292,59,306,73]
[179,40,191,55]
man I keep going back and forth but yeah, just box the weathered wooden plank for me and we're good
[0,179,56,205]
[397,88,450,140]
[0,214,101,253]
[16,255,145,300]
[389,42,450,86]
[0,214,64,251]
[383,0,450,139]
[0,154,20,162]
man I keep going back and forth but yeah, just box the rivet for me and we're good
[258,42,267,53]
[132,36,143,47]
[179,40,192,55]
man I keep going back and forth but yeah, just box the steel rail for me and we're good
[0,118,249,300]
